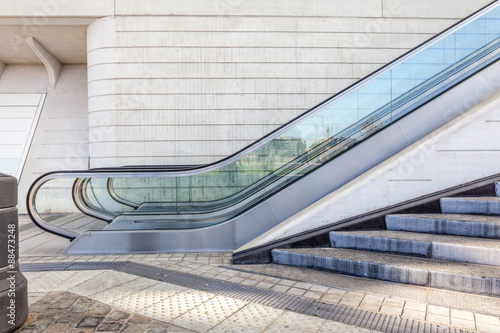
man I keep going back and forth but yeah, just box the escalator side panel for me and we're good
[64,220,236,254]
[63,60,500,254]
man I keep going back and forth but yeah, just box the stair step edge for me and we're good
[328,231,500,266]
[385,214,500,237]
[272,248,500,296]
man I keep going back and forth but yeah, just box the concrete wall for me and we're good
[239,85,500,252]
[87,0,492,168]
[6,65,89,213]
[0,93,45,179]
[1,0,113,17]
[0,66,49,197]
[2,0,490,19]
[113,0,490,18]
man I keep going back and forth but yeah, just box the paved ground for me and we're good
[15,215,500,333]
[17,291,182,333]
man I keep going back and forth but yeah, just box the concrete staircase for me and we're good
[272,183,500,297]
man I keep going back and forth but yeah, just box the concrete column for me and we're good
[0,174,28,332]
[87,16,118,168]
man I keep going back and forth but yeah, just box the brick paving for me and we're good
[16,291,193,333]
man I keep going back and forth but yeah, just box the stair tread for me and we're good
[273,248,500,278]
[387,213,500,223]
[330,230,500,248]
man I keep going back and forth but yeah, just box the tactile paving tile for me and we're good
[21,261,475,333]
[172,295,248,332]
[88,277,161,303]
[318,319,373,333]
[264,311,326,332]
[207,302,284,333]
[138,290,215,323]
[112,282,188,313]
[69,270,138,297]
[67,261,124,270]
[20,262,72,271]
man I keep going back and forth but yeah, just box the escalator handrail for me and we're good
[26,0,500,239]
[107,178,140,209]
[73,178,118,222]
[79,37,500,218]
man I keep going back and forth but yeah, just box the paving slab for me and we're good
[229,263,500,317]
[207,302,284,333]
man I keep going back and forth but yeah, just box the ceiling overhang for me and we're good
[0,17,95,65]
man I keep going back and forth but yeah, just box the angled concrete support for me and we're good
[25,36,62,90]
[0,61,5,78]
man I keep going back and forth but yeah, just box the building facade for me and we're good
[0,0,495,218]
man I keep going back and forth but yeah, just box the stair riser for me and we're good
[272,250,500,297]
[432,243,500,266]
[431,271,500,297]
[330,233,500,266]
[330,233,431,257]
[441,198,500,215]
[386,215,500,238]
[272,250,427,285]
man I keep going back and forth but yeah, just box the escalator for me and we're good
[27,1,500,254]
